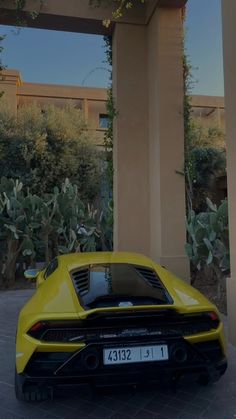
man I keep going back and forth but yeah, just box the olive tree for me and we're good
[0,100,103,202]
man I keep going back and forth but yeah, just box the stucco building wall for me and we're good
[0,69,226,149]
[191,95,225,131]
[0,69,107,144]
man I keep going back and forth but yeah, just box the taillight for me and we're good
[27,312,220,343]
[207,311,220,329]
[27,321,47,339]
[207,312,219,322]
[29,321,45,333]
[27,320,87,342]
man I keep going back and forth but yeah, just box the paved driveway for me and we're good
[0,290,236,419]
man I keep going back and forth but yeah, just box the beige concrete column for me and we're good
[147,7,189,279]
[112,23,150,255]
[113,9,189,280]
[222,0,236,345]
[0,69,21,114]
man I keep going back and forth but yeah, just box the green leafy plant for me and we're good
[185,198,229,295]
[0,178,35,285]
[186,147,226,212]
[90,0,146,26]
[103,35,115,195]
[0,177,113,286]
[0,101,103,201]
[183,17,226,214]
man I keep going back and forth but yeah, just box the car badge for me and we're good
[118,301,133,307]
[121,328,148,337]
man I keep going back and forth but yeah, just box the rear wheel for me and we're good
[197,373,211,386]
[15,369,51,402]
[197,368,225,386]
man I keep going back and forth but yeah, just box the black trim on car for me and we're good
[23,338,226,388]
[27,310,220,343]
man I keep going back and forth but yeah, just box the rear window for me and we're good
[71,263,173,308]
[44,258,58,279]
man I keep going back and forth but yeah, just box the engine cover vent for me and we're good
[70,263,173,308]
[71,268,89,296]
[135,266,164,290]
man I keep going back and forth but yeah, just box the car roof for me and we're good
[58,252,155,271]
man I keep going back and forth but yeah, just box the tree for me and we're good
[183,36,226,213]
[0,100,103,202]
[184,117,226,212]
[186,147,226,212]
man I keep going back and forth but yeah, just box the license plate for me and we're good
[103,344,168,365]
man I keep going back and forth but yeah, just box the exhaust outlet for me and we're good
[83,352,99,370]
[171,345,188,364]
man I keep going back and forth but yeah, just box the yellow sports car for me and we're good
[15,252,227,401]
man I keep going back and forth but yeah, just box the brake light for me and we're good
[207,311,220,329]
[27,321,47,339]
[29,321,45,333]
[27,320,86,341]
[208,312,219,322]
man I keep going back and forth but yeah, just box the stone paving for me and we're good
[0,290,236,419]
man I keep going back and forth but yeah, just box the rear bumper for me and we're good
[20,338,227,390]
[18,359,228,393]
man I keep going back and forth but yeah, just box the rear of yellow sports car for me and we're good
[15,252,227,401]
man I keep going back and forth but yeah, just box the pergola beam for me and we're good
[0,0,188,35]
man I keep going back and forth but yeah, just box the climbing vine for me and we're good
[90,0,146,26]
[182,7,196,212]
[0,35,5,72]
[103,35,115,192]
[0,0,44,24]
[183,51,195,212]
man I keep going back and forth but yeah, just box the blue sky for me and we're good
[0,0,224,95]
[0,29,110,88]
[186,0,224,96]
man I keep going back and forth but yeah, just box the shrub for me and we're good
[0,178,113,286]
[185,198,229,294]
[0,101,103,201]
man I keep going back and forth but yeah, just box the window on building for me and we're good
[99,114,108,129]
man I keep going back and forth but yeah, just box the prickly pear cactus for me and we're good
[185,198,229,289]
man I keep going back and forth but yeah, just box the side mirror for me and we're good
[24,269,41,280]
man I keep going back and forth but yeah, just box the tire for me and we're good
[197,373,211,386]
[197,370,222,386]
[15,368,51,402]
[197,358,227,386]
